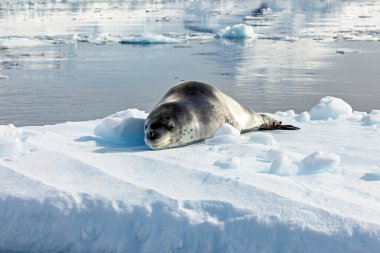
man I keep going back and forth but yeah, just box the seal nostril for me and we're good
[147,130,159,140]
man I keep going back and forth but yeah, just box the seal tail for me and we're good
[259,114,300,130]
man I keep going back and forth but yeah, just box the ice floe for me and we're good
[0,100,379,251]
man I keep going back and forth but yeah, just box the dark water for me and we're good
[0,0,379,126]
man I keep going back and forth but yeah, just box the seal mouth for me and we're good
[145,138,174,150]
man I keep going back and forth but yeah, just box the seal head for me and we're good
[144,102,193,149]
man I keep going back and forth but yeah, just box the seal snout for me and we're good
[146,129,160,141]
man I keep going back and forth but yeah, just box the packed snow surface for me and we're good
[1,96,380,252]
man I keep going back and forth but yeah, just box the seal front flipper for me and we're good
[259,114,300,131]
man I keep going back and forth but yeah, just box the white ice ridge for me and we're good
[0,96,380,252]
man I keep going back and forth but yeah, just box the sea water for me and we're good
[0,0,379,126]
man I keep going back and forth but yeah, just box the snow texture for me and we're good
[1,98,380,252]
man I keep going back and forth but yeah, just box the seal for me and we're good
[144,81,299,149]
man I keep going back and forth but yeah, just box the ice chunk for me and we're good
[0,125,23,157]
[214,157,241,169]
[89,33,121,44]
[309,96,352,120]
[249,132,278,146]
[299,151,340,175]
[361,110,380,126]
[218,24,257,40]
[295,111,310,122]
[94,109,148,145]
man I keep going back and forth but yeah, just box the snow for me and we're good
[309,96,353,120]
[218,24,257,40]
[1,97,380,252]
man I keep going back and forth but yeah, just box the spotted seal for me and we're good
[144,81,299,149]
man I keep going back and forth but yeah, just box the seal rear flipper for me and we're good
[259,114,300,131]
[280,125,300,130]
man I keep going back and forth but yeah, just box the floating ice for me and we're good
[258,34,298,42]
[0,38,45,49]
[336,49,359,55]
[94,109,147,145]
[90,33,121,44]
[218,24,257,40]
[299,151,341,175]
[309,96,353,120]
[0,74,9,80]
[0,125,23,157]
[120,35,180,45]
[1,97,380,252]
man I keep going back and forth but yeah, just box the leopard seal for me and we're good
[144,81,299,149]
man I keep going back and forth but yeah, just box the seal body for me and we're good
[144,81,298,149]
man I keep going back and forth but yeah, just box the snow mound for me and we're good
[269,152,298,176]
[361,110,380,126]
[218,24,257,40]
[249,132,278,145]
[0,38,45,49]
[214,157,241,169]
[94,109,148,145]
[206,124,241,145]
[0,125,23,157]
[211,123,240,138]
[295,111,310,122]
[299,151,341,175]
[119,35,180,45]
[309,96,353,120]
